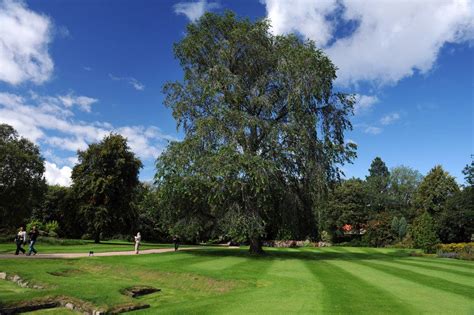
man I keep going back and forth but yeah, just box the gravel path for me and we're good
[0,247,195,259]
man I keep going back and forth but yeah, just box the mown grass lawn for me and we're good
[0,240,173,254]
[0,246,473,314]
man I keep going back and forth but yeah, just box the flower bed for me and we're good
[435,242,473,260]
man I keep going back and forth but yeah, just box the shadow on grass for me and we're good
[185,247,411,262]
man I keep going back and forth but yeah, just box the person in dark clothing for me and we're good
[15,227,26,255]
[27,226,39,256]
[173,235,179,251]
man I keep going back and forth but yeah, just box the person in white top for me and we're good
[15,227,27,255]
[134,232,141,254]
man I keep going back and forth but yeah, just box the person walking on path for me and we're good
[15,227,27,255]
[173,235,179,251]
[134,232,141,254]
[27,226,39,256]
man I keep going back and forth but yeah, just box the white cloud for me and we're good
[364,126,382,135]
[57,93,98,112]
[0,91,176,161]
[174,0,220,22]
[44,161,72,186]
[0,0,54,85]
[264,0,338,46]
[354,94,378,114]
[29,91,98,113]
[263,0,474,86]
[380,112,400,125]
[109,74,145,91]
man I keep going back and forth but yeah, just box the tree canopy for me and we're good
[414,165,459,217]
[388,165,423,219]
[462,159,473,187]
[71,134,142,243]
[157,12,356,253]
[0,124,46,228]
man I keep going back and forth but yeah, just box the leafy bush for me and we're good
[45,220,59,236]
[435,242,474,260]
[81,233,92,240]
[363,212,396,247]
[392,233,414,248]
[320,231,332,244]
[26,219,43,232]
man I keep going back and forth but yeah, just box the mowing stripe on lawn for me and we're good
[370,259,474,287]
[355,260,474,300]
[165,257,323,314]
[325,259,473,314]
[391,259,474,278]
[305,259,411,314]
[405,257,474,271]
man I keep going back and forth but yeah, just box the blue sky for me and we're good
[0,0,472,186]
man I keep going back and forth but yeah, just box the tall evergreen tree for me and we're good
[366,157,390,213]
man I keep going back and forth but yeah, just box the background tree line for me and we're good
[322,157,473,252]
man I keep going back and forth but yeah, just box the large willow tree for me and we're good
[157,12,356,253]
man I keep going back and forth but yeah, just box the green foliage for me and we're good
[388,165,423,219]
[0,124,46,228]
[398,217,407,240]
[367,157,390,180]
[363,212,396,247]
[159,12,356,253]
[72,134,142,243]
[320,230,332,243]
[26,219,43,233]
[391,217,399,234]
[133,183,164,241]
[326,178,369,232]
[411,212,439,253]
[438,186,474,243]
[366,157,390,213]
[45,221,59,236]
[32,185,82,238]
[462,159,473,187]
[414,165,459,217]
[435,242,474,260]
[391,216,408,241]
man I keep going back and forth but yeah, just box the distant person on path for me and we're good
[14,227,26,255]
[173,235,179,251]
[27,226,39,256]
[134,232,141,254]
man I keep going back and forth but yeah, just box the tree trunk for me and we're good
[249,237,264,254]
[94,231,100,244]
